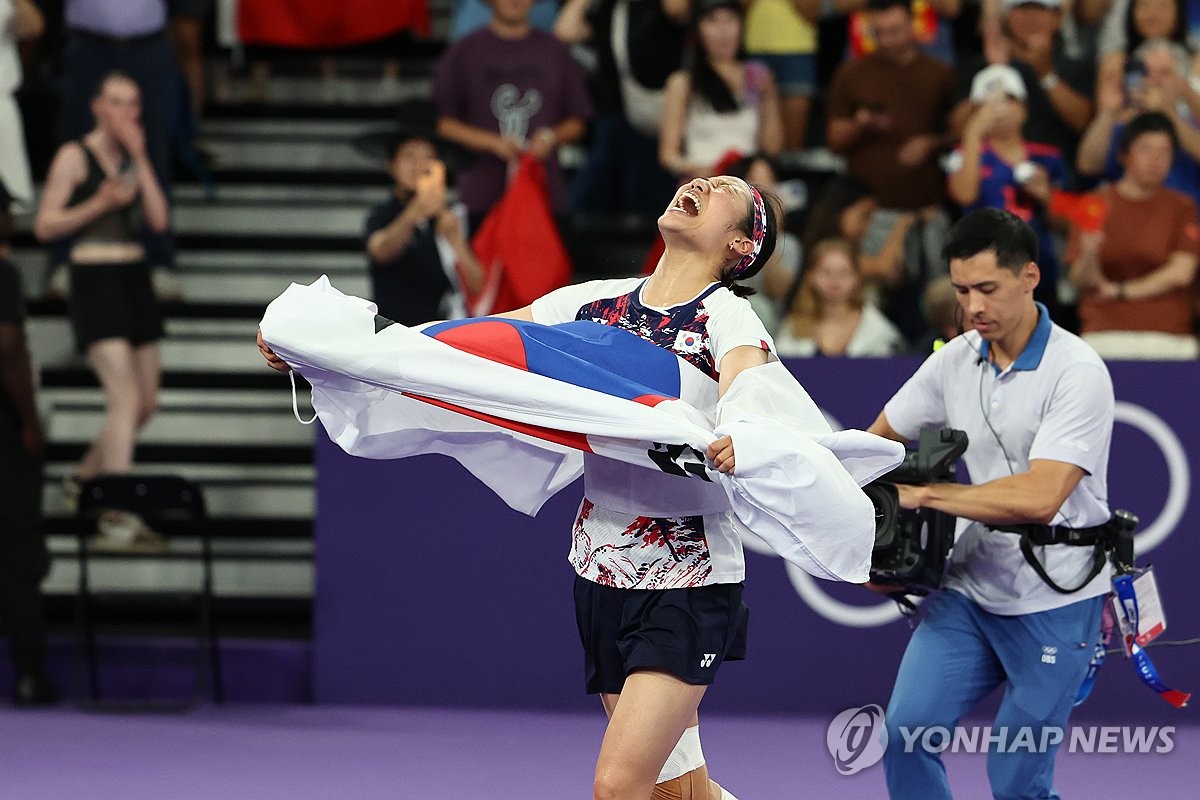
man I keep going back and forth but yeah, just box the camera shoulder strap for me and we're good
[1018,535,1107,594]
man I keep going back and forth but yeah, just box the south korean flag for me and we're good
[673,329,706,355]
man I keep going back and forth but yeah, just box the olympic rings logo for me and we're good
[741,401,1191,628]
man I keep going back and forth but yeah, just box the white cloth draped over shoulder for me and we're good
[260,276,904,583]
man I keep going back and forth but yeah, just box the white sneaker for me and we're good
[92,510,168,553]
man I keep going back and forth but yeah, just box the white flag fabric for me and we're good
[260,276,904,582]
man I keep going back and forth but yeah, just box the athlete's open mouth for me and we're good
[670,190,702,217]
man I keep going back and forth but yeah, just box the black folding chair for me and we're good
[74,475,223,709]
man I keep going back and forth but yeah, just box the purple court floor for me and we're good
[1,706,1195,799]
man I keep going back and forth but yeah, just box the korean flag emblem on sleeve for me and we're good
[674,329,705,355]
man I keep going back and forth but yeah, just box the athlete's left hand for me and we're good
[707,436,735,474]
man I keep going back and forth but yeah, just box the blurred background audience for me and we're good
[658,0,783,178]
[10,0,1197,355]
[774,236,905,356]
[1068,110,1199,358]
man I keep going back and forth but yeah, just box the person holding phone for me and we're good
[1077,38,1200,205]
[34,70,170,551]
[948,64,1067,315]
[953,0,1094,181]
[364,120,485,326]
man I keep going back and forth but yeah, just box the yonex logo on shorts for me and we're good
[699,653,716,668]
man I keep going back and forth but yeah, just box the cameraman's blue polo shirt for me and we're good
[884,304,1114,615]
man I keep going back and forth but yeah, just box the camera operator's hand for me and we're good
[895,483,928,510]
[706,435,736,474]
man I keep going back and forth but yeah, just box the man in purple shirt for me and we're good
[433,0,593,225]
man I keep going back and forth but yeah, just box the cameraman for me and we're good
[867,208,1114,800]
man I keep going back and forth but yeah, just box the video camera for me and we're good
[865,428,969,597]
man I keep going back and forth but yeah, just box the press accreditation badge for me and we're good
[1112,567,1167,657]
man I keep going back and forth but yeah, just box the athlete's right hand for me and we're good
[257,328,291,372]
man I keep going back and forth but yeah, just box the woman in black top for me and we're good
[34,71,170,549]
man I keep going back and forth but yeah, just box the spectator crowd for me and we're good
[4,0,1199,361]
[416,0,1200,360]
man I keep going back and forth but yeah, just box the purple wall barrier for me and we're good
[315,359,1198,723]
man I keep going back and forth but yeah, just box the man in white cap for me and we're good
[948,63,1066,315]
[955,0,1094,180]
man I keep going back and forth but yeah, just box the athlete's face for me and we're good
[949,250,1039,343]
[660,175,755,261]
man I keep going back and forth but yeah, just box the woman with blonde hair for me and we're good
[775,238,904,357]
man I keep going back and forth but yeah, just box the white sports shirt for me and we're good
[532,277,775,589]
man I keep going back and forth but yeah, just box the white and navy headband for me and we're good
[731,184,767,280]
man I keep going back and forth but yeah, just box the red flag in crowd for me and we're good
[238,0,430,48]
[1049,191,1109,233]
[468,156,573,315]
